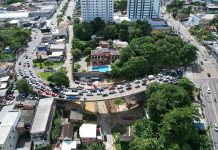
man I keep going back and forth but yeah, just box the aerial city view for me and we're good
[1,0,218,149]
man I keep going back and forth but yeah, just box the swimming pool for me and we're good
[91,65,111,73]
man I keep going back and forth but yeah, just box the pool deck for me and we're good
[88,65,111,73]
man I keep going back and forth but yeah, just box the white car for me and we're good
[207,88,211,94]
[214,123,218,132]
[87,92,93,96]
[117,85,123,89]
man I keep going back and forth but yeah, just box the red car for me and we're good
[45,91,51,95]
[87,82,93,86]
[38,90,43,94]
[108,86,115,91]
[51,93,57,97]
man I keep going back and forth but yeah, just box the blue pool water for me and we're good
[91,66,111,72]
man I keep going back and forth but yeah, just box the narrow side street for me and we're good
[97,101,115,150]
[63,0,75,87]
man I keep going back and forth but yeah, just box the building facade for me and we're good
[127,0,160,20]
[0,108,21,150]
[81,0,114,22]
[30,98,55,149]
[91,49,119,66]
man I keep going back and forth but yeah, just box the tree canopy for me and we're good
[129,79,211,150]
[0,27,31,53]
[48,71,69,87]
[111,33,197,79]
[16,79,32,93]
[73,22,92,41]
[87,142,105,150]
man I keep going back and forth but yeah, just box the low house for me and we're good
[0,76,10,82]
[30,98,55,149]
[91,49,119,66]
[42,34,53,43]
[99,41,108,48]
[48,51,65,62]
[70,110,83,123]
[79,124,97,145]
[61,123,73,140]
[0,63,9,77]
[49,44,66,52]
[7,2,23,11]
[61,140,77,150]
[187,13,215,27]
[52,28,69,42]
[113,40,128,50]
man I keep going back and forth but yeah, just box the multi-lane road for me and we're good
[161,7,218,149]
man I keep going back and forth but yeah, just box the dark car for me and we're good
[102,93,109,97]
[207,73,211,77]
[58,94,65,98]
[103,132,107,142]
[126,86,132,90]
[200,61,203,65]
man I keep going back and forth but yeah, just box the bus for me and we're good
[65,92,80,100]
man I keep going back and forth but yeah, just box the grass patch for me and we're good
[37,72,53,81]
[33,61,64,69]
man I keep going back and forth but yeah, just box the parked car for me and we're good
[109,90,116,94]
[102,93,109,97]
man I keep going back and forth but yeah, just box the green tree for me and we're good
[199,135,212,150]
[147,83,191,122]
[114,98,124,110]
[84,47,92,56]
[108,39,113,49]
[43,60,53,68]
[159,106,200,149]
[73,63,81,72]
[48,71,70,87]
[16,79,32,93]
[132,119,156,138]
[87,39,98,49]
[177,77,195,96]
[72,48,81,59]
[103,25,118,40]
[87,142,106,150]
[74,22,92,40]
[90,17,106,34]
[129,137,159,150]
[119,28,128,41]
[121,56,150,79]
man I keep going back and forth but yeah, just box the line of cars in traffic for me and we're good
[55,72,181,100]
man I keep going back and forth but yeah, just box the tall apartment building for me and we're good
[81,0,114,22]
[127,0,161,20]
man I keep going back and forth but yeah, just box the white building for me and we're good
[30,98,55,149]
[0,105,21,150]
[187,13,215,26]
[80,0,114,22]
[127,0,161,20]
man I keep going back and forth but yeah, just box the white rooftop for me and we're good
[0,126,12,145]
[0,76,10,82]
[0,12,29,19]
[79,124,97,138]
[50,44,65,50]
[0,111,20,128]
[0,105,14,123]
[49,51,64,57]
[31,98,54,134]
[9,19,19,24]
[61,140,77,150]
[0,83,7,89]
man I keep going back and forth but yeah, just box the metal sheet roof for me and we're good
[30,98,54,134]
